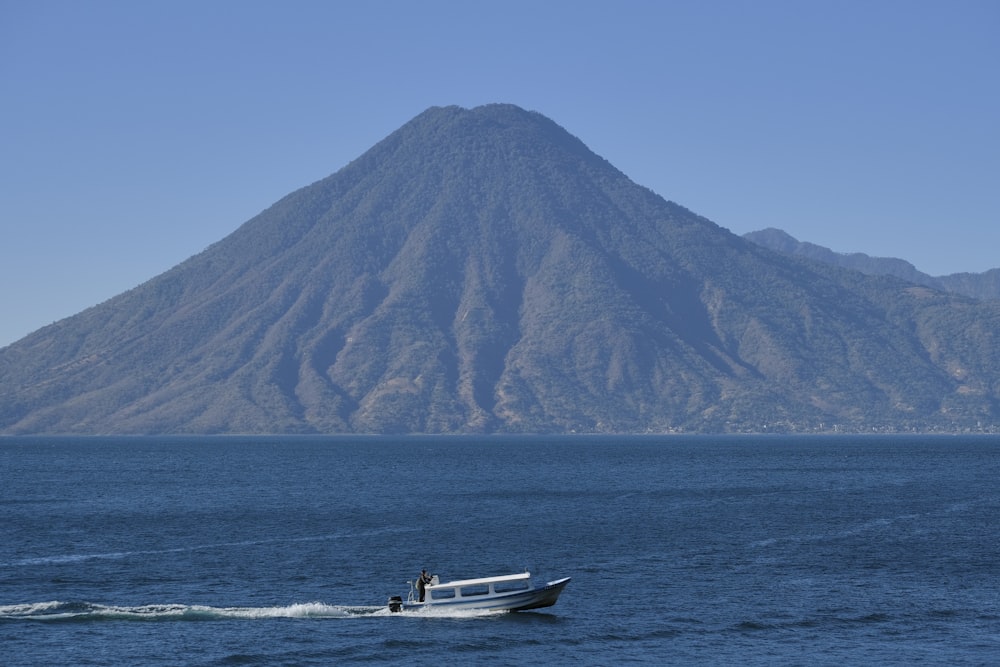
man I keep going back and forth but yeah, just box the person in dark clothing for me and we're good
[417,569,433,602]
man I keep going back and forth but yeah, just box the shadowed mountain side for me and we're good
[3,105,1000,434]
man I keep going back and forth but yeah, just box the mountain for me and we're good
[3,104,1000,434]
[745,228,1000,301]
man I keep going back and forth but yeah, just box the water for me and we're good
[2,435,998,665]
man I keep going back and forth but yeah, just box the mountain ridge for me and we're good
[744,227,1000,301]
[3,104,999,434]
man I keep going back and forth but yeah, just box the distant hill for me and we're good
[2,104,1000,434]
[744,228,1000,301]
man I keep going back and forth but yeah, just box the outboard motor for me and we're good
[388,596,403,613]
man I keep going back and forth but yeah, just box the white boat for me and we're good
[388,571,570,613]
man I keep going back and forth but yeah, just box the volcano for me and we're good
[3,104,999,434]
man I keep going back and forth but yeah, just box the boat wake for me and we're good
[1,600,509,622]
[0,600,389,622]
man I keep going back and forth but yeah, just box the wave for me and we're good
[0,600,507,622]
[0,600,388,622]
[4,525,419,568]
[746,495,995,550]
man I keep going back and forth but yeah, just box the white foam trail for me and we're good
[0,601,385,621]
[397,605,507,619]
[0,600,514,622]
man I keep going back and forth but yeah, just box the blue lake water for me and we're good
[2,435,998,665]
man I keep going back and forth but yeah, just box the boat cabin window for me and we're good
[460,584,490,597]
[430,588,455,600]
[493,579,530,593]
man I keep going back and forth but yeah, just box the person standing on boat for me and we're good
[417,569,433,602]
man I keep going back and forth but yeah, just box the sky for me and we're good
[2,0,998,348]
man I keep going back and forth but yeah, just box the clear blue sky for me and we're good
[2,0,998,348]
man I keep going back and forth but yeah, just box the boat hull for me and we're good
[400,577,570,612]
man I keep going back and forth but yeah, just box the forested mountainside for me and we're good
[3,105,999,434]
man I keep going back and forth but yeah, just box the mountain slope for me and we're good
[2,104,999,434]
[745,227,1000,301]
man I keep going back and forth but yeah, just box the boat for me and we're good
[388,571,570,613]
